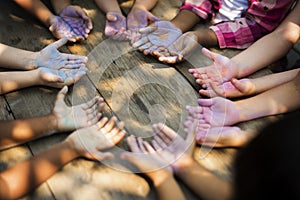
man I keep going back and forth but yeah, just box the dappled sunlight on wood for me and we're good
[0,146,32,170]
[194,147,235,181]
[47,161,151,199]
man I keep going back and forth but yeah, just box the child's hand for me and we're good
[151,123,195,174]
[127,6,159,30]
[122,123,196,178]
[199,78,256,98]
[132,21,182,55]
[156,31,198,64]
[185,97,241,128]
[105,12,127,40]
[121,134,173,182]
[127,6,159,44]
[188,125,250,148]
[66,116,126,160]
[188,48,239,88]
[49,15,78,42]
[33,38,88,69]
[59,5,93,40]
[37,66,87,88]
[51,86,105,132]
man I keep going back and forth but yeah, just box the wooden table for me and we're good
[0,0,299,199]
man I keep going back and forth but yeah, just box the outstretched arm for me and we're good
[232,1,300,78]
[234,71,300,121]
[127,0,159,31]
[200,68,300,98]
[50,0,71,13]
[94,0,121,14]
[0,86,104,149]
[0,117,125,200]
[13,0,55,27]
[0,39,87,70]
[121,134,185,200]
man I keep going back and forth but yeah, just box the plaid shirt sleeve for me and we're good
[209,0,295,49]
[245,0,295,32]
[180,0,221,20]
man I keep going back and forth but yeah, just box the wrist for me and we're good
[47,14,58,28]
[171,10,200,32]
[60,139,81,159]
[53,2,71,14]
[148,170,174,187]
[234,100,250,122]
[64,131,83,158]
[48,112,60,133]
[19,51,39,70]
[172,156,196,177]
[32,68,46,86]
[131,3,147,11]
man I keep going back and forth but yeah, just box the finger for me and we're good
[103,116,117,133]
[151,140,162,151]
[158,56,178,64]
[82,96,99,110]
[153,135,168,149]
[137,137,146,152]
[197,98,213,107]
[108,121,125,136]
[139,26,156,34]
[111,129,126,145]
[126,135,140,153]
[133,36,149,48]
[138,42,152,51]
[97,117,109,129]
[199,89,217,98]
[147,12,160,22]
[62,53,88,62]
[156,123,178,140]
[106,13,117,21]
[143,141,155,153]
[144,45,158,55]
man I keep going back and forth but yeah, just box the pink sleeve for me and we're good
[180,0,221,20]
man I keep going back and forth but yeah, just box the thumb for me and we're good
[106,13,117,21]
[91,151,114,161]
[52,38,68,49]
[147,12,160,22]
[201,47,217,61]
[56,86,68,101]
[49,22,57,32]
[197,98,214,107]
[139,25,156,34]
[231,78,250,93]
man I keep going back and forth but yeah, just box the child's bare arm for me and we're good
[0,86,104,149]
[232,1,300,78]
[171,9,201,33]
[94,0,122,13]
[50,0,71,13]
[13,0,54,27]
[0,117,125,199]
